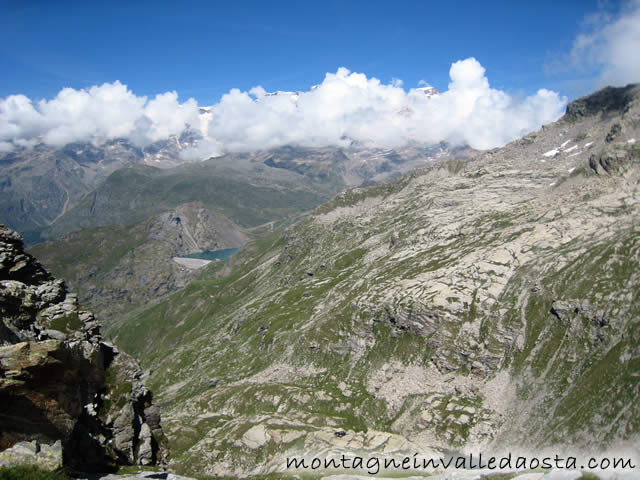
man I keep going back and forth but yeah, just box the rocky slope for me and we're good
[0,140,145,243]
[0,130,208,243]
[109,84,640,476]
[0,225,168,471]
[29,203,248,326]
[23,144,472,324]
[41,156,341,240]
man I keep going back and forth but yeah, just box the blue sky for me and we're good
[0,0,627,104]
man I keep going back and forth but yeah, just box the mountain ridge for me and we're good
[106,83,640,476]
[1,132,473,243]
[28,202,249,326]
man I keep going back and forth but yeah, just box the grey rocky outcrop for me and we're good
[588,146,637,175]
[564,84,636,119]
[0,225,168,471]
[0,440,63,470]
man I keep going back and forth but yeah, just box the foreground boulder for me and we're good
[0,440,62,470]
[0,225,168,471]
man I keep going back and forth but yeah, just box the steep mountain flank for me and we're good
[25,145,472,326]
[43,160,340,240]
[109,84,640,476]
[1,142,468,241]
[0,225,168,471]
[29,203,248,326]
[0,131,205,243]
[0,140,149,243]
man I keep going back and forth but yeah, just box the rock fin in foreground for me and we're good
[0,224,168,471]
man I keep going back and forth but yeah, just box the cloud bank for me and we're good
[0,82,200,153]
[203,59,565,153]
[0,58,566,156]
[569,0,640,87]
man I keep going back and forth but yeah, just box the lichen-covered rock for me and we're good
[0,440,63,470]
[0,225,168,471]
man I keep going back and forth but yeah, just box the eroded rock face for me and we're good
[0,225,168,471]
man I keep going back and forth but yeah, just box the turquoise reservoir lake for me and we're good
[182,248,239,261]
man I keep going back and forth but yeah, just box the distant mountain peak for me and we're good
[414,86,440,98]
[264,90,300,98]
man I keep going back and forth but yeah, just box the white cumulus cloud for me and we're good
[569,0,640,87]
[0,58,567,157]
[198,58,566,153]
[0,81,200,151]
